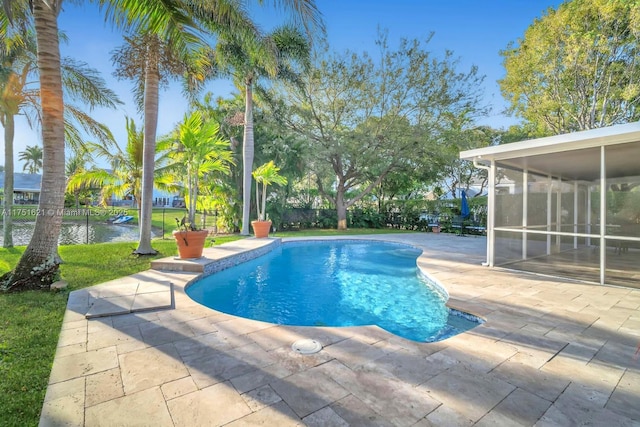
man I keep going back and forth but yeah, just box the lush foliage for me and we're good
[212,24,313,235]
[162,110,234,225]
[67,117,151,207]
[500,0,640,134]
[270,31,488,229]
[252,160,288,221]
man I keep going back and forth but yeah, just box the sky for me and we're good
[3,0,565,169]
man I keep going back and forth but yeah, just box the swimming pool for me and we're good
[186,240,482,342]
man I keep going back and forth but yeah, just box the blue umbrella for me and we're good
[461,190,470,219]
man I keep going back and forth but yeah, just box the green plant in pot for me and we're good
[165,111,234,257]
[251,161,287,238]
[173,214,209,259]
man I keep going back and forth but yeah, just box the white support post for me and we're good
[547,175,552,255]
[556,181,562,249]
[488,160,496,267]
[587,187,592,247]
[573,181,578,249]
[522,169,528,260]
[600,146,606,285]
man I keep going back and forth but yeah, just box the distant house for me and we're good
[0,171,179,208]
[0,173,41,204]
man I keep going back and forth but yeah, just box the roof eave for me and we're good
[460,122,640,161]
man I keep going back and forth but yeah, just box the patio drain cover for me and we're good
[292,339,322,354]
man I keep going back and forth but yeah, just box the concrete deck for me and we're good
[40,234,640,426]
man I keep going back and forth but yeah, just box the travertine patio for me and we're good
[40,233,640,426]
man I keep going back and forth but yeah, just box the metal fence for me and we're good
[0,207,202,246]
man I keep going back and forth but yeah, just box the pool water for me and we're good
[186,240,481,342]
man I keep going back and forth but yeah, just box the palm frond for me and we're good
[64,104,118,150]
[61,57,123,109]
[260,0,325,43]
[98,0,202,55]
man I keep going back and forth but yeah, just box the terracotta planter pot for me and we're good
[251,220,272,238]
[172,229,209,259]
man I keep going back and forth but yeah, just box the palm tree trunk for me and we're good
[2,1,65,290]
[241,78,254,235]
[135,41,160,255]
[3,114,15,248]
[191,173,198,226]
[187,164,196,224]
[261,184,268,220]
[255,182,261,220]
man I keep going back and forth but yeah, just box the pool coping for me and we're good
[180,237,485,339]
[149,235,486,327]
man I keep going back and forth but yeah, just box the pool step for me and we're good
[150,237,281,275]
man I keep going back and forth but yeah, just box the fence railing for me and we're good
[0,206,206,246]
[1,199,490,245]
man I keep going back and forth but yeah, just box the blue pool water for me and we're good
[186,240,481,342]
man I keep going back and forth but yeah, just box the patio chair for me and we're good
[452,215,466,236]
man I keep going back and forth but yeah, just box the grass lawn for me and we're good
[0,228,410,426]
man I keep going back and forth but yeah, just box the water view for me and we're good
[0,221,155,246]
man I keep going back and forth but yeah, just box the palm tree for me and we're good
[114,0,322,253]
[252,160,287,221]
[65,150,90,208]
[214,25,312,235]
[1,23,32,248]
[162,110,234,225]
[0,0,200,290]
[67,117,165,209]
[1,26,120,249]
[18,145,43,174]
[111,32,203,254]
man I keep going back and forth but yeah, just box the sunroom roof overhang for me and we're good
[459,122,640,182]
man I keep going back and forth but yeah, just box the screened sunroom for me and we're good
[460,122,640,289]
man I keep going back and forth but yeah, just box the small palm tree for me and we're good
[214,25,311,234]
[252,160,287,221]
[65,151,89,208]
[66,117,167,208]
[18,145,43,174]
[163,111,234,225]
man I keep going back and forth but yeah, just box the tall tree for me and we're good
[2,0,67,289]
[1,26,119,248]
[18,144,42,173]
[0,0,198,291]
[272,34,487,229]
[214,25,312,234]
[111,33,193,254]
[112,0,321,252]
[500,0,640,134]
[0,22,32,249]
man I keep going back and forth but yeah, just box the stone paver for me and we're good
[119,343,190,394]
[423,364,516,422]
[166,382,252,426]
[40,234,640,426]
[85,387,173,427]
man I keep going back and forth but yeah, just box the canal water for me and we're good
[0,221,156,246]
